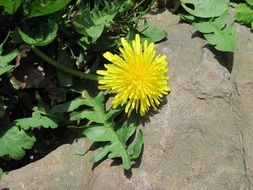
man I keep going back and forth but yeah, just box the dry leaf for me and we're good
[11,53,53,89]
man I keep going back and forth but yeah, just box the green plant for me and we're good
[192,11,237,52]
[235,0,253,29]
[0,33,19,76]
[0,168,3,180]
[0,0,167,178]
[69,91,143,170]
[179,0,237,52]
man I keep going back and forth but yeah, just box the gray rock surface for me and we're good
[0,139,92,190]
[1,10,253,190]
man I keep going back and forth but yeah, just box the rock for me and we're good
[1,10,253,190]
[0,139,92,190]
[185,48,234,99]
[231,22,253,190]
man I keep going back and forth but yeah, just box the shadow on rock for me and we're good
[191,31,234,73]
[111,144,144,179]
[140,96,168,127]
[204,44,234,73]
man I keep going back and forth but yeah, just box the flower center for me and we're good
[126,67,150,87]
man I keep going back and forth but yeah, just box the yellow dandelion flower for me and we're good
[97,34,170,116]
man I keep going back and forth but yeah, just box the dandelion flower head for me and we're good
[97,34,170,116]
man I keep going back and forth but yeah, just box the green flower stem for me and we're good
[31,46,99,81]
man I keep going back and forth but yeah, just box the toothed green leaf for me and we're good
[74,91,143,170]
[84,125,133,170]
[0,126,36,160]
[15,111,58,130]
[69,91,106,123]
[128,129,144,159]
[116,122,135,144]
[84,126,115,142]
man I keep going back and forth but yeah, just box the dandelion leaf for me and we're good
[0,125,36,160]
[49,97,91,114]
[29,0,70,18]
[83,126,132,169]
[116,123,135,144]
[73,2,119,40]
[140,20,167,43]
[0,34,18,76]
[0,168,3,180]
[84,122,142,170]
[18,20,58,46]
[0,0,21,14]
[105,107,123,122]
[70,91,143,170]
[193,11,237,52]
[84,126,114,142]
[70,91,106,123]
[181,0,229,18]
[0,168,4,180]
[127,130,144,159]
[246,0,253,6]
[235,3,253,29]
[15,111,58,130]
